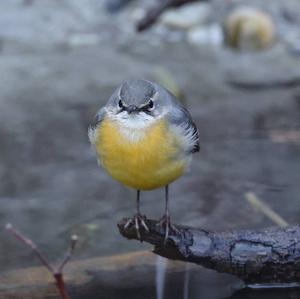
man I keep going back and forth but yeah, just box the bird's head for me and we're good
[105,79,172,127]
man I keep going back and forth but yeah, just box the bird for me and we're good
[88,79,199,242]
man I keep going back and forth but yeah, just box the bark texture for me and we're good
[118,218,300,284]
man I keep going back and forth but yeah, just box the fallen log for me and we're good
[227,77,300,90]
[0,251,190,299]
[118,218,300,284]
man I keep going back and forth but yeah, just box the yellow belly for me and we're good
[94,117,187,190]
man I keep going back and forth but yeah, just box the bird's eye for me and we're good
[148,99,154,109]
[118,100,124,109]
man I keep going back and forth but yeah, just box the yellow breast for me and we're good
[94,117,187,190]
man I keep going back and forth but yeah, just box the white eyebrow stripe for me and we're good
[150,91,159,101]
[117,87,122,100]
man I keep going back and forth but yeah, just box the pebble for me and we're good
[224,7,276,50]
[187,23,224,46]
[159,2,212,30]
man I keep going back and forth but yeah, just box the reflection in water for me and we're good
[228,286,300,299]
[183,264,190,299]
[156,256,167,299]
[248,283,300,289]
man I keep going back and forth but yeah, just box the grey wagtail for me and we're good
[89,79,199,241]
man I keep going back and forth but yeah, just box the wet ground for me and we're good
[0,0,300,298]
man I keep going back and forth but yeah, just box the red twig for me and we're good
[54,272,70,299]
[6,223,78,299]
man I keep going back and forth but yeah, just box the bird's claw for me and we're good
[156,214,179,245]
[124,213,149,241]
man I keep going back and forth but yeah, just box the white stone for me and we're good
[187,23,224,46]
[68,33,101,47]
[159,2,211,30]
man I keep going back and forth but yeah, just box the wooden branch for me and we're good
[118,218,300,284]
[136,0,204,32]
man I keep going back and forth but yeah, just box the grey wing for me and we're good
[167,105,200,154]
[88,107,106,145]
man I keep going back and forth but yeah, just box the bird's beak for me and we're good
[126,105,138,114]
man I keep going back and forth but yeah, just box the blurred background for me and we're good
[0,0,300,298]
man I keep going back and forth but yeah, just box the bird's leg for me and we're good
[124,190,149,240]
[157,185,179,244]
[135,190,149,234]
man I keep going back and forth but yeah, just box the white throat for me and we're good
[107,111,158,143]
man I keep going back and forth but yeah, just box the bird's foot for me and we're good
[124,213,149,241]
[156,214,179,245]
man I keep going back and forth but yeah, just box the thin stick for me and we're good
[5,223,54,273]
[245,192,289,228]
[54,273,70,299]
[6,223,78,299]
[136,0,203,31]
[57,235,78,273]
